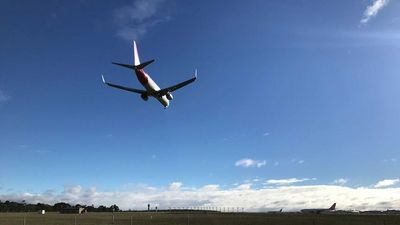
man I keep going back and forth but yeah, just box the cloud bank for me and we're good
[2,182,400,212]
[360,0,390,24]
[235,158,266,168]
[266,178,315,186]
[333,178,348,186]
[168,182,183,191]
[374,178,399,188]
[113,0,170,41]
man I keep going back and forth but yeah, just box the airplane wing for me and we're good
[157,71,197,96]
[101,75,146,94]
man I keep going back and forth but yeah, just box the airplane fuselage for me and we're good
[301,203,336,214]
[135,68,170,108]
[301,209,325,214]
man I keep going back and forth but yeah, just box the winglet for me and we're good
[194,69,198,79]
[101,74,106,84]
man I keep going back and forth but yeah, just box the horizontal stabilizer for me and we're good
[112,59,154,70]
[112,62,135,69]
[136,59,155,69]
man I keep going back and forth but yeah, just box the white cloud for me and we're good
[333,178,348,186]
[3,183,400,211]
[236,183,252,190]
[360,0,390,24]
[0,90,10,103]
[113,0,171,41]
[374,179,400,188]
[266,178,315,186]
[263,132,270,136]
[64,185,82,195]
[384,158,397,163]
[168,182,183,191]
[201,184,219,192]
[291,159,305,164]
[235,158,266,168]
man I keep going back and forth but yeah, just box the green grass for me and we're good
[0,212,399,225]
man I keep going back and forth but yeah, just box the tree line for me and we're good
[0,200,119,212]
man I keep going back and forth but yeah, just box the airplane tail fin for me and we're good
[329,203,336,210]
[112,41,154,70]
[133,40,140,66]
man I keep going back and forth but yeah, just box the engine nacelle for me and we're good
[166,92,173,100]
[141,93,149,101]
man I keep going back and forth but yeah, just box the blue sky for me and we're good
[1,0,400,210]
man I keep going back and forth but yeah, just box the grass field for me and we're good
[0,212,399,225]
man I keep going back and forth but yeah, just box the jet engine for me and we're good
[166,92,173,100]
[141,93,149,101]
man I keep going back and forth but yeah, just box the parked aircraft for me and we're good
[102,41,197,108]
[300,203,336,214]
[268,209,283,213]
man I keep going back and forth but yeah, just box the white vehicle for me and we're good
[102,41,197,108]
[301,203,336,214]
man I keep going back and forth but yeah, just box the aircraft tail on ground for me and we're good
[329,203,336,210]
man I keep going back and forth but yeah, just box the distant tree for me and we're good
[37,203,52,212]
[0,200,123,212]
[54,202,71,211]
[86,204,96,212]
[75,204,86,208]
[98,205,107,212]
[110,204,119,212]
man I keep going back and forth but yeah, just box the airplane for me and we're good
[101,41,197,108]
[268,208,283,213]
[300,203,336,214]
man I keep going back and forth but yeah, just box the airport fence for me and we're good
[0,212,400,225]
